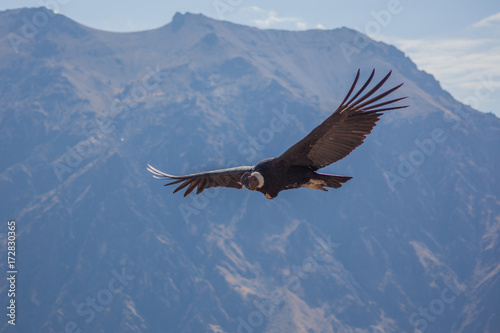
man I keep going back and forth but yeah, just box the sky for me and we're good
[1,0,499,116]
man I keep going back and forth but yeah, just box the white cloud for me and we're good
[240,6,307,30]
[471,11,500,28]
[379,12,500,116]
[315,23,327,30]
[386,36,500,115]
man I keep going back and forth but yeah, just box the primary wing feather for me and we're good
[147,164,252,197]
[278,69,407,170]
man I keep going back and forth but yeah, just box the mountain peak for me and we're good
[171,11,186,32]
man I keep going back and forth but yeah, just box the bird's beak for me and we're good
[242,185,246,189]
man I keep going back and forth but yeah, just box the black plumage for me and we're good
[148,69,407,199]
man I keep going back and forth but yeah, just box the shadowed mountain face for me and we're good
[0,7,499,333]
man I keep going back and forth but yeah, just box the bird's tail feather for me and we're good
[316,173,352,189]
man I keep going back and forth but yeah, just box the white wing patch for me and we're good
[302,179,327,191]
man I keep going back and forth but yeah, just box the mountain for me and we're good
[0,7,499,333]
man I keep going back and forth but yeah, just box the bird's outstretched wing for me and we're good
[277,69,407,170]
[147,164,253,197]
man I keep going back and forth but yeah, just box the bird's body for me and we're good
[245,158,352,199]
[148,69,407,199]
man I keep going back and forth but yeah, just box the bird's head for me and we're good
[240,171,264,191]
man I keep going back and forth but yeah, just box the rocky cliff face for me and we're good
[0,7,498,333]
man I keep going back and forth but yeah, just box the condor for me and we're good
[148,70,407,199]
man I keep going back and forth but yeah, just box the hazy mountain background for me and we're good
[0,7,499,333]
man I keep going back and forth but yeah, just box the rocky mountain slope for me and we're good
[0,7,499,333]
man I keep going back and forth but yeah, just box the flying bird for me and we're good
[148,69,407,199]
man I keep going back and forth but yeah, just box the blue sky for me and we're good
[2,0,499,116]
